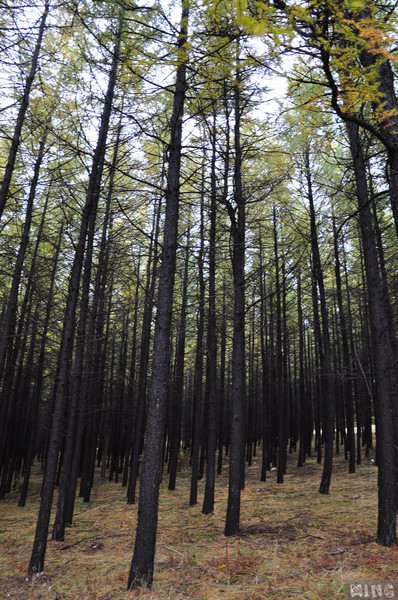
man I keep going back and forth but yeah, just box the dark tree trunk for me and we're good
[0,124,49,479]
[66,184,115,522]
[347,122,397,546]
[202,114,218,515]
[217,82,232,479]
[259,232,270,481]
[358,52,398,238]
[168,229,190,491]
[304,149,335,494]
[296,271,307,468]
[52,169,100,540]
[333,221,355,473]
[122,262,141,488]
[18,222,63,507]
[127,2,188,588]
[0,0,49,219]
[189,168,205,506]
[127,194,162,504]
[273,208,286,484]
[217,280,227,475]
[225,66,246,537]
[28,15,122,574]
[370,191,397,363]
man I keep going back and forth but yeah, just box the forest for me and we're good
[1,0,398,594]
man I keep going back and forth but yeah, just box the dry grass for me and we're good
[1,449,397,599]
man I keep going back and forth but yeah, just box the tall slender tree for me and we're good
[0,0,49,219]
[127,1,189,588]
[224,59,246,537]
[346,122,397,546]
[28,13,123,573]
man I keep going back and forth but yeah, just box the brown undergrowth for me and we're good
[1,450,397,599]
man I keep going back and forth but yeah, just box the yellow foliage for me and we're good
[342,18,396,61]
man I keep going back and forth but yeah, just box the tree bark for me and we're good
[127,2,189,588]
[126,194,162,504]
[0,0,49,219]
[18,223,63,507]
[304,149,335,494]
[168,229,190,491]
[0,124,49,476]
[189,167,205,506]
[202,115,218,515]
[28,15,122,573]
[273,207,286,484]
[225,65,246,537]
[333,221,355,474]
[347,121,397,546]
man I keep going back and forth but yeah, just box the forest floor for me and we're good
[1,448,397,600]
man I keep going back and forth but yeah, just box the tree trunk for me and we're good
[273,208,286,484]
[358,51,398,238]
[18,223,63,507]
[333,220,355,473]
[0,124,49,478]
[28,14,122,574]
[0,0,49,219]
[127,193,162,504]
[127,2,188,588]
[225,65,246,537]
[189,167,205,506]
[304,149,335,494]
[168,229,190,491]
[347,121,397,546]
[202,115,218,515]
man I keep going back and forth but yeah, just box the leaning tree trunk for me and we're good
[358,47,398,238]
[347,121,397,546]
[0,0,49,219]
[127,2,189,588]
[0,124,49,475]
[28,15,122,574]
[52,118,123,541]
[127,193,162,505]
[18,223,63,507]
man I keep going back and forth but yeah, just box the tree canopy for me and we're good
[0,0,397,588]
